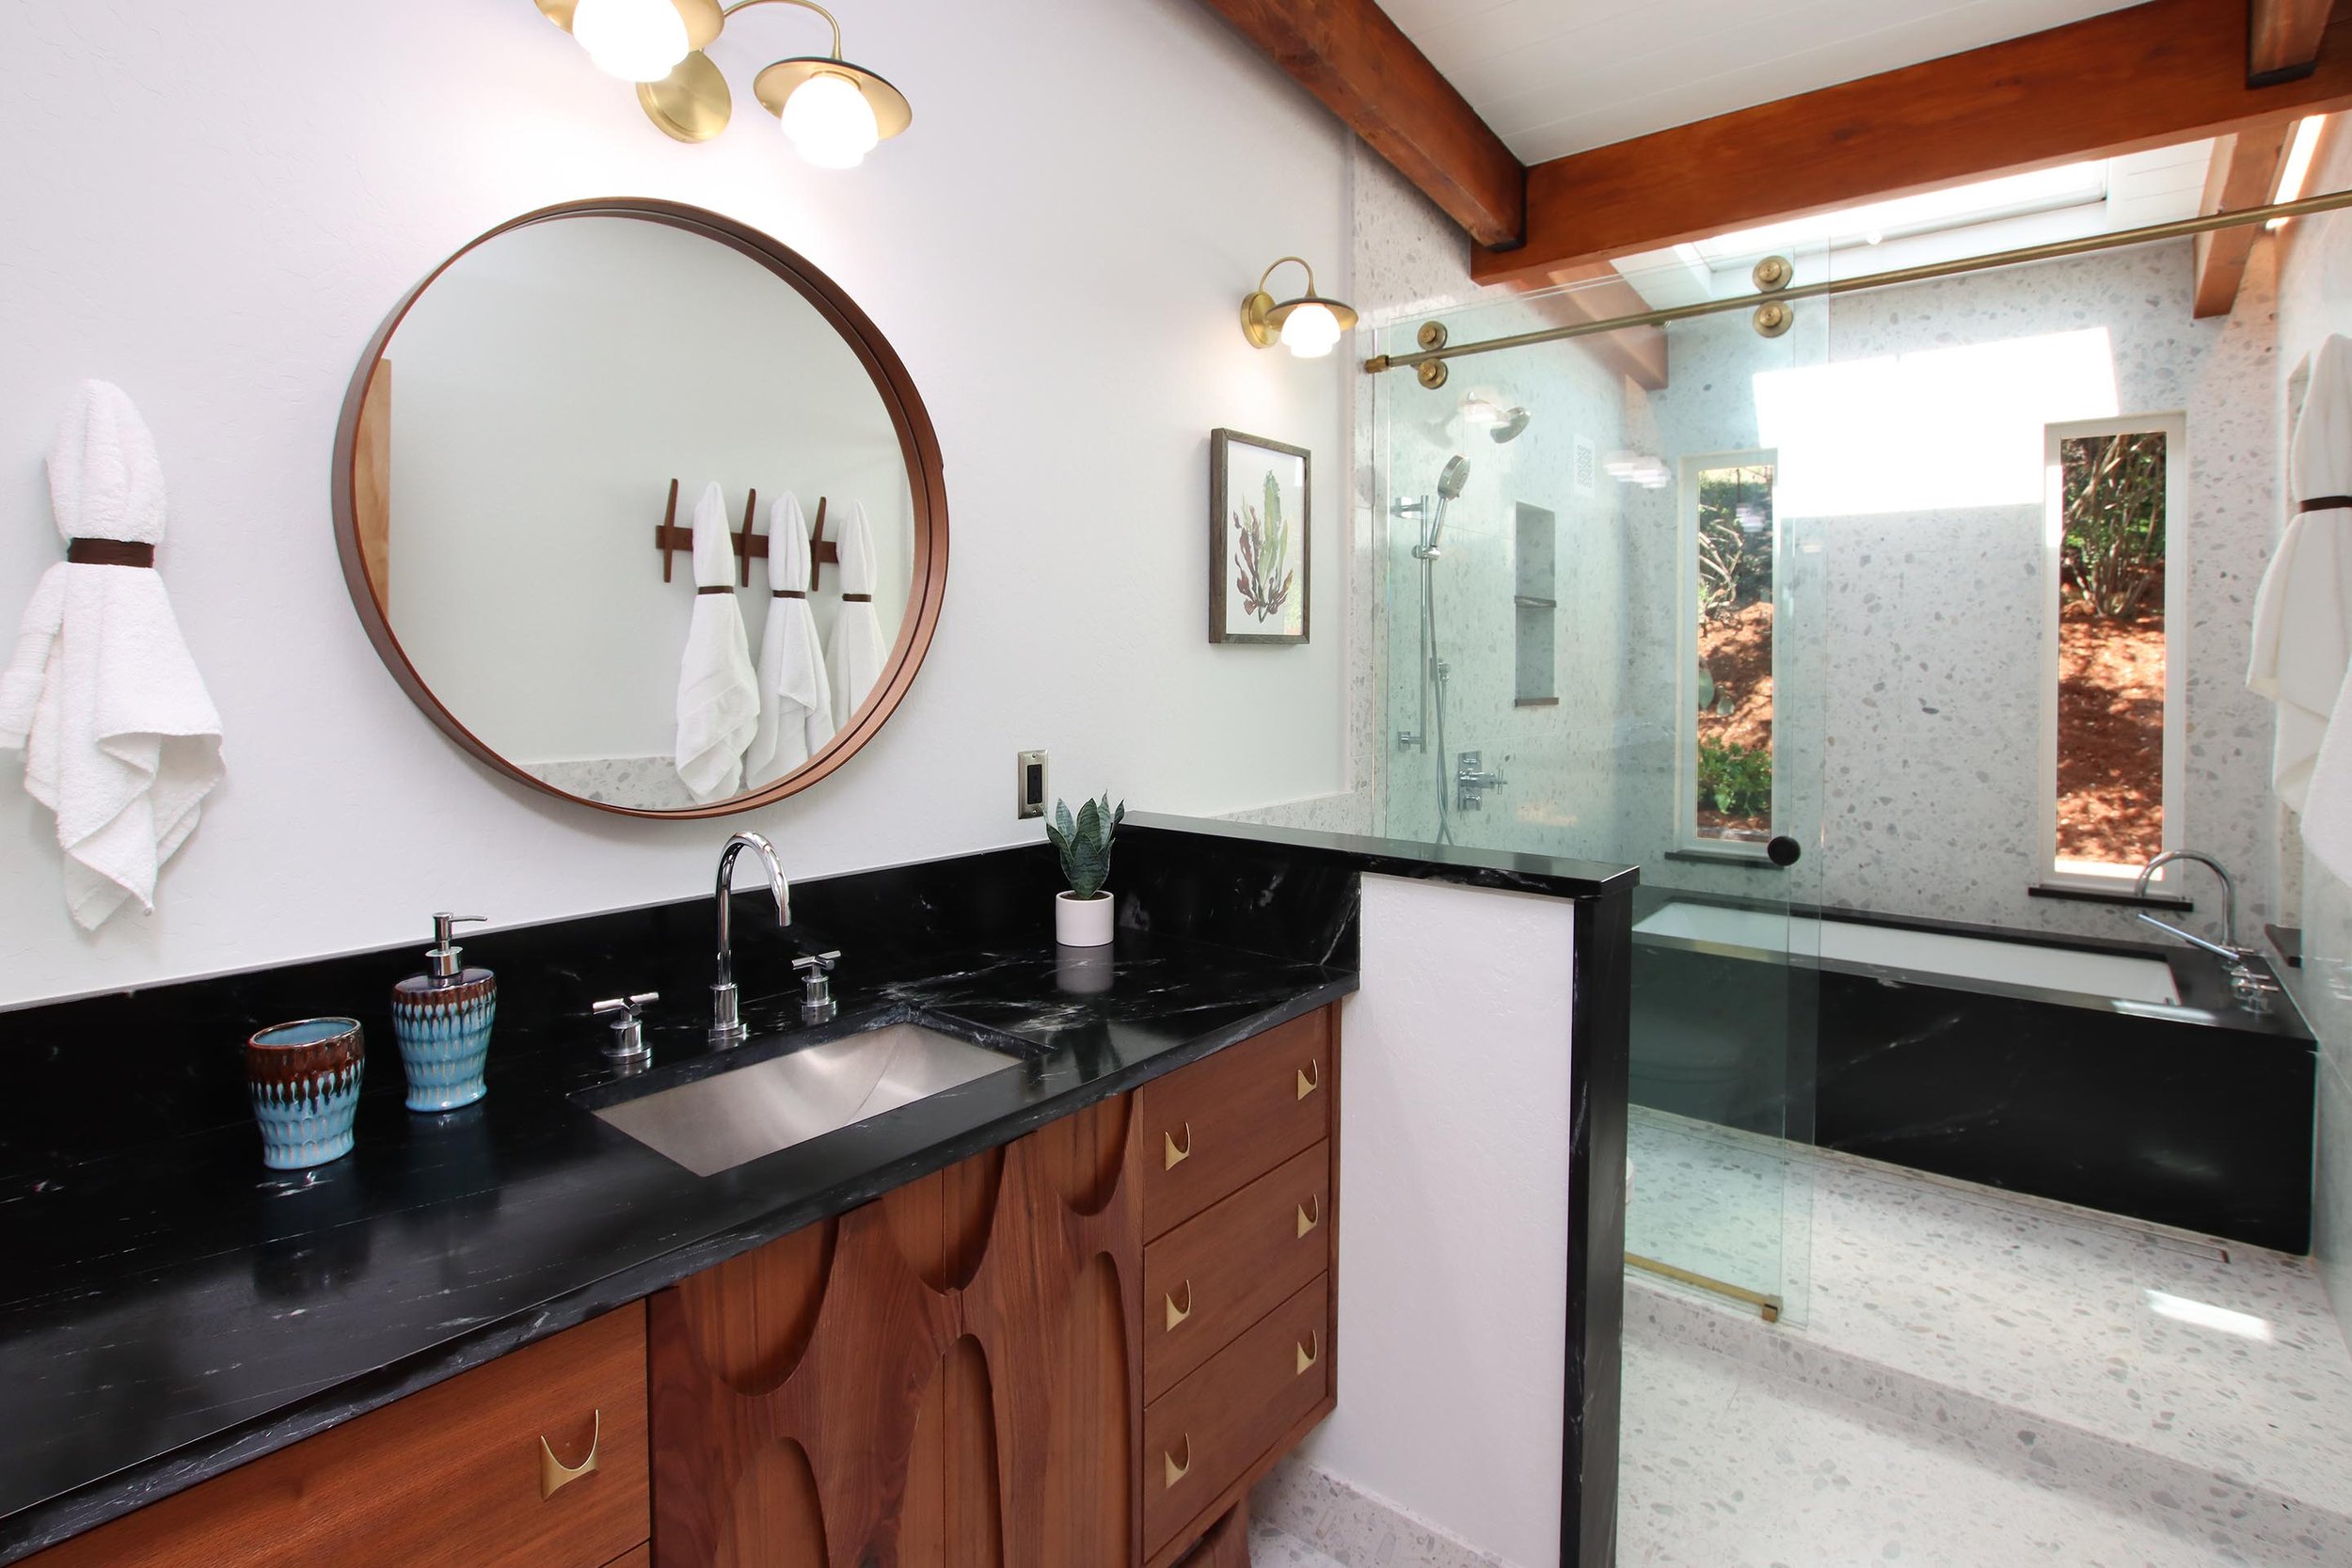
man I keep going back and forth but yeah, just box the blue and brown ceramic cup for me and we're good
[246,1018,365,1170]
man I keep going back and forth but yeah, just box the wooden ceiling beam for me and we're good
[2250,0,2336,86]
[1189,0,1527,249]
[1472,0,2352,290]
[2192,125,2292,316]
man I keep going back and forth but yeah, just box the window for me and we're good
[1677,452,1780,854]
[2038,415,2185,888]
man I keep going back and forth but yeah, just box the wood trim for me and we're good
[2250,0,2335,86]
[1474,0,2352,287]
[354,358,391,616]
[1187,0,1525,247]
[329,198,949,820]
[2193,124,2292,317]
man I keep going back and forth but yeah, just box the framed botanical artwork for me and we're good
[1209,428,1311,645]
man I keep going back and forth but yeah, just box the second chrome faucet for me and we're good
[711,832,790,1045]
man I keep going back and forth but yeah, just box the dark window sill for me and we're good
[2026,882,2191,911]
[1666,847,1782,870]
[1514,696,1560,707]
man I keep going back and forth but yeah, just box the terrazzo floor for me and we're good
[1248,1517,1349,1568]
[1623,1109,2352,1566]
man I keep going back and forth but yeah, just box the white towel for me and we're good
[828,501,888,722]
[0,381,224,929]
[2252,336,2352,872]
[743,494,835,788]
[673,482,760,803]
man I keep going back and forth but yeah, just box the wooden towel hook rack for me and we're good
[653,481,841,588]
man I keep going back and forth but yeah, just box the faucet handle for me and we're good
[792,952,841,1024]
[591,992,660,1063]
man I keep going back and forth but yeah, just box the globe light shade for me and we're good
[570,0,691,82]
[781,71,882,168]
[1279,301,1343,358]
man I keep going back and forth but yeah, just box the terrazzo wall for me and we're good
[2275,127,2352,1355]
[1329,150,2283,953]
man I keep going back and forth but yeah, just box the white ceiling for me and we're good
[1374,0,2151,164]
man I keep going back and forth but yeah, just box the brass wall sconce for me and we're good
[1241,257,1359,359]
[534,0,911,167]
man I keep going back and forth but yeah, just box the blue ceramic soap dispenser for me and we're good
[391,912,496,1112]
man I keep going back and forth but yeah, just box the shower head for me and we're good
[1489,407,1531,443]
[1418,454,1470,560]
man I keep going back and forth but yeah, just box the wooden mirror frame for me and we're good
[330,198,948,819]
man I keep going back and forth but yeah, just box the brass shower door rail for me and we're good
[1364,186,2352,386]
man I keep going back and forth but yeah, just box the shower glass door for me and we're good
[1371,254,1827,1322]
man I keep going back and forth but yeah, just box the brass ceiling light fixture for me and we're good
[533,0,911,166]
[1240,257,1359,359]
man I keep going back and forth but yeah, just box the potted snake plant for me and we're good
[1046,794,1124,946]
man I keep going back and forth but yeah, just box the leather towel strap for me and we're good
[696,585,732,595]
[2299,496,2352,513]
[841,593,874,603]
[774,589,806,599]
[66,538,155,567]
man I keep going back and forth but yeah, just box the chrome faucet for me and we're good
[711,832,790,1045]
[2133,849,2239,953]
[2132,850,2280,1013]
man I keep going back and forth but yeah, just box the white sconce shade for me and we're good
[570,0,692,82]
[781,71,882,167]
[1279,300,1343,358]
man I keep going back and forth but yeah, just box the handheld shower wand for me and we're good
[1415,455,1471,559]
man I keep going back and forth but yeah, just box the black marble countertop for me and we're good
[0,843,1357,1563]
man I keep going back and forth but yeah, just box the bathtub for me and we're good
[1630,897,2317,1252]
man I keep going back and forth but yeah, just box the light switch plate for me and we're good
[1017,750,1047,818]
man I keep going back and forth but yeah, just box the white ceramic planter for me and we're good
[1055,890,1115,947]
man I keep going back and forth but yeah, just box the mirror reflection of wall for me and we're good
[371,214,916,812]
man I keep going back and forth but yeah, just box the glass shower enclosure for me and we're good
[1370,258,1830,1321]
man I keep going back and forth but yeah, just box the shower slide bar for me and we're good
[1363,185,2352,383]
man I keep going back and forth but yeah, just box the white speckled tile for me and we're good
[1622,1317,2334,1568]
[1627,1123,2352,1560]
[1253,1459,1505,1568]
[1248,1516,1353,1568]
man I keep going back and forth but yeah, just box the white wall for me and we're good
[386,216,914,768]
[0,0,1353,1005]
[1308,875,1573,1568]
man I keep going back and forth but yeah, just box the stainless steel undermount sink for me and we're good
[592,1022,1019,1177]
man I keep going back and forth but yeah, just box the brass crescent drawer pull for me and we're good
[1164,1123,1192,1169]
[1296,1196,1322,1238]
[1166,1280,1194,1331]
[1296,1061,1321,1099]
[1296,1330,1321,1375]
[1164,1434,1192,1488]
[539,1410,601,1499]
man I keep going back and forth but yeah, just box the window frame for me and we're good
[2036,412,2188,893]
[1676,448,1784,861]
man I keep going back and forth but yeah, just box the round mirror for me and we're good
[332,199,946,816]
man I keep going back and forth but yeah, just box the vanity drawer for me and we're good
[30,1305,649,1568]
[1143,1274,1330,1560]
[1140,1007,1331,1237]
[1144,1141,1330,1400]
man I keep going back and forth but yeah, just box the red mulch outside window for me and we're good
[1695,601,1774,836]
[2057,601,2164,865]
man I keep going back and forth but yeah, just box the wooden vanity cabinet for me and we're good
[648,1004,1340,1568]
[19,1006,1337,1568]
[25,1305,649,1568]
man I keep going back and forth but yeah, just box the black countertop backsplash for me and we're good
[0,817,1629,1562]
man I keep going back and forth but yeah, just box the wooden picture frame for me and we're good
[1209,428,1311,645]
